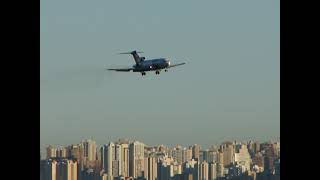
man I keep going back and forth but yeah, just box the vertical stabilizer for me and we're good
[119,50,144,65]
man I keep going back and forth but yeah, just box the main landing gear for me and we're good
[141,72,146,76]
[155,71,160,75]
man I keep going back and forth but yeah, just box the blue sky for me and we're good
[41,0,279,150]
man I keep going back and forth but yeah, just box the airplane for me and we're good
[107,50,186,76]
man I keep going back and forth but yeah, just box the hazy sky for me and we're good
[40,0,279,150]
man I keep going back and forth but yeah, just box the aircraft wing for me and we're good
[107,67,133,72]
[168,62,186,68]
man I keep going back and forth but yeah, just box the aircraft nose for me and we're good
[165,59,170,66]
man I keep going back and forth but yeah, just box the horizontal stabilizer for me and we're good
[118,51,143,55]
[107,67,133,72]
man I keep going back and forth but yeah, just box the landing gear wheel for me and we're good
[165,69,168,72]
[141,72,146,76]
[155,71,160,75]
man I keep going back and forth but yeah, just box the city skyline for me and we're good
[41,138,280,180]
[41,137,280,159]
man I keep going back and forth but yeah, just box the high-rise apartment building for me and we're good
[234,144,251,171]
[81,139,97,161]
[199,150,209,163]
[47,145,57,159]
[46,145,68,159]
[113,143,122,177]
[158,145,167,153]
[157,161,171,180]
[208,163,217,180]
[247,141,254,152]
[199,161,209,180]
[220,142,234,167]
[100,173,113,180]
[207,151,217,163]
[216,152,224,166]
[64,160,78,180]
[172,162,182,176]
[273,142,280,158]
[68,145,81,161]
[120,143,130,177]
[182,147,193,163]
[42,159,78,180]
[172,146,183,164]
[158,159,182,180]
[100,146,105,170]
[263,143,276,173]
[192,144,201,160]
[254,141,260,153]
[102,142,123,178]
[184,173,194,180]
[252,152,264,168]
[216,163,224,178]
[144,155,157,180]
[129,141,145,178]
[56,146,67,158]
[103,143,113,177]
[184,159,199,180]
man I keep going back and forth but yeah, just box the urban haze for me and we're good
[40,0,279,166]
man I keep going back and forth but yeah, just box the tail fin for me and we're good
[119,51,144,65]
